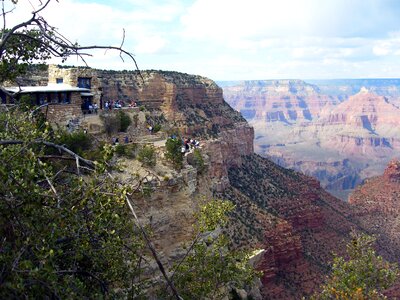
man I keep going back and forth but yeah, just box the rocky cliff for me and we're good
[17,68,400,298]
[111,72,371,298]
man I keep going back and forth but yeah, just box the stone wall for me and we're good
[48,65,103,106]
[44,92,82,125]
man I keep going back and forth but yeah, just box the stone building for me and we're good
[2,84,91,124]
[47,65,141,110]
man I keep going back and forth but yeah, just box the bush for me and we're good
[100,111,132,135]
[153,124,161,133]
[314,232,398,299]
[115,143,137,158]
[137,145,156,166]
[193,148,205,174]
[100,112,120,136]
[118,110,131,132]
[165,138,183,169]
[56,130,92,155]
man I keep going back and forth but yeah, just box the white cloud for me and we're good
[4,0,400,80]
[136,36,168,54]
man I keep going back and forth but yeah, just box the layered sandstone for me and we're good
[223,80,400,199]
[223,79,338,123]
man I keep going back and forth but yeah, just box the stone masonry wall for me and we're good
[44,93,82,125]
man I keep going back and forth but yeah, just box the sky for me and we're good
[5,0,400,80]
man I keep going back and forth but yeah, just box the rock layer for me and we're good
[223,80,400,199]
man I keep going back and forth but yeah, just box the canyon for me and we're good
[221,79,400,200]
[15,67,400,298]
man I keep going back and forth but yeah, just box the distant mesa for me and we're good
[221,79,400,200]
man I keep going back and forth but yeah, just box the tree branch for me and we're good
[0,139,95,169]
[125,195,182,300]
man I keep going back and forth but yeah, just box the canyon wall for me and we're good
[15,67,400,298]
[222,79,400,200]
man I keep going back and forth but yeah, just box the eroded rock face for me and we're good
[223,80,400,200]
[223,79,338,123]
[348,160,400,289]
[18,67,400,298]
[218,154,400,299]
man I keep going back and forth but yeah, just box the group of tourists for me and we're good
[179,136,200,153]
[88,103,98,114]
[104,100,123,110]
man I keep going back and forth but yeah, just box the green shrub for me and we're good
[118,110,131,132]
[137,145,156,166]
[165,138,183,169]
[115,143,137,158]
[19,95,35,111]
[56,130,92,155]
[314,232,398,299]
[153,124,161,133]
[100,111,132,135]
[193,148,205,174]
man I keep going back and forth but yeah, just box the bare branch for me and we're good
[0,139,96,169]
[32,0,52,15]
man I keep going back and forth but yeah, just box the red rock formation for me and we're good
[223,80,338,123]
[349,160,400,263]
[221,155,364,298]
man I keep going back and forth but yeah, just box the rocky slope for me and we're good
[19,68,400,298]
[222,79,400,199]
[349,160,400,259]
[218,155,373,299]
[110,72,398,298]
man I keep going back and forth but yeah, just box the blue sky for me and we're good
[7,0,400,80]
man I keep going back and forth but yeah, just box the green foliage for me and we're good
[118,110,131,132]
[137,145,156,167]
[100,111,132,135]
[152,123,161,133]
[18,94,36,111]
[193,148,206,174]
[114,143,137,158]
[165,137,183,169]
[0,28,54,82]
[169,199,257,299]
[314,232,398,299]
[55,130,92,155]
[0,108,146,298]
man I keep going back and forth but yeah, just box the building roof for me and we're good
[5,84,90,94]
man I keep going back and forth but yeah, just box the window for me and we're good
[56,78,63,84]
[77,77,91,89]
[59,92,71,104]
